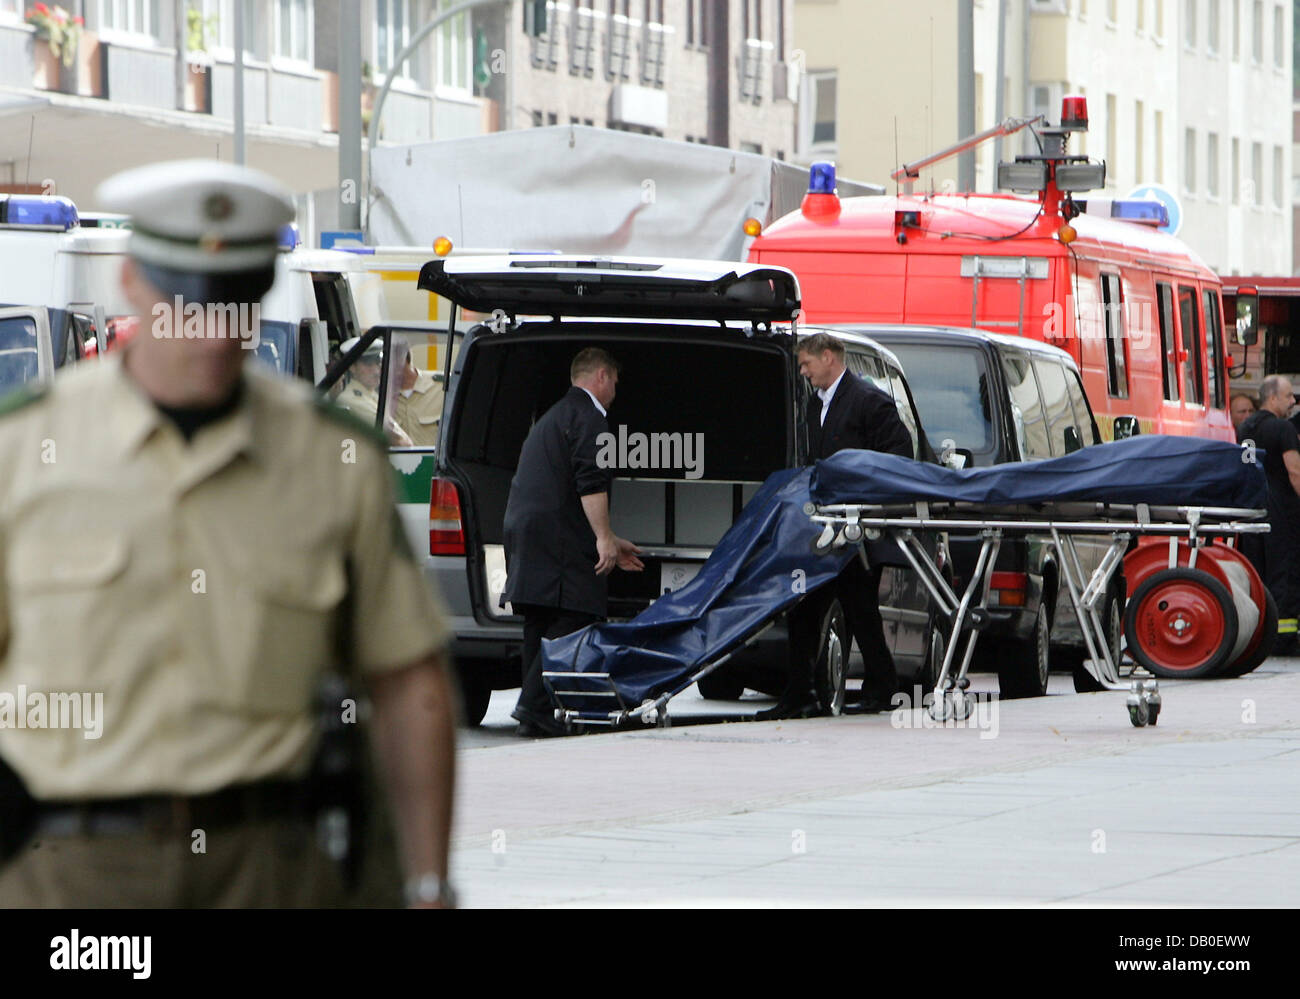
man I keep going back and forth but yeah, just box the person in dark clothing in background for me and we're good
[757,332,916,720]
[504,348,643,736]
[1237,374,1300,656]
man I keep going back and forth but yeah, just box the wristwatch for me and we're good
[404,872,457,908]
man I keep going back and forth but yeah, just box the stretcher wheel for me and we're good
[1128,699,1149,727]
[1220,587,1278,678]
[1123,568,1238,679]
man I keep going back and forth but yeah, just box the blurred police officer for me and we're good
[1238,375,1300,655]
[0,160,457,908]
[394,353,444,448]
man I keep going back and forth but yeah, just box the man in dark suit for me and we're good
[505,348,643,736]
[758,332,915,720]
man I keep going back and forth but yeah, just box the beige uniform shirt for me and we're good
[0,356,448,799]
[394,370,443,447]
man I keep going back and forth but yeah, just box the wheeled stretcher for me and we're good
[806,498,1269,726]
[541,436,1270,732]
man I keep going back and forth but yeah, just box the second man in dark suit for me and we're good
[504,348,644,736]
[759,332,914,719]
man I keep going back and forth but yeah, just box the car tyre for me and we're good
[697,670,747,701]
[812,598,849,716]
[999,601,1050,698]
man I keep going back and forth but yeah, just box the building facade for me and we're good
[793,0,1293,275]
[476,0,797,157]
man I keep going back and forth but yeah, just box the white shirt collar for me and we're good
[579,386,607,417]
[817,368,847,405]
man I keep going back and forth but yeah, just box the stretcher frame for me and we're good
[805,499,1270,727]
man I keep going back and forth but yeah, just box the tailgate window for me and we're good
[884,343,995,462]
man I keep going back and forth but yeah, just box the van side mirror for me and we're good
[1113,415,1140,440]
[1063,426,1083,454]
[1235,288,1259,346]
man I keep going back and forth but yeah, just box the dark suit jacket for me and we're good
[806,370,913,461]
[502,386,612,616]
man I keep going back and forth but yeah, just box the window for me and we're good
[1184,127,1196,193]
[1107,0,1117,22]
[1156,282,1179,401]
[570,0,596,76]
[887,345,993,457]
[1273,3,1284,65]
[641,0,665,86]
[686,0,710,48]
[1208,0,1220,52]
[1064,369,1098,445]
[1273,144,1283,206]
[99,0,161,39]
[1106,94,1117,181]
[527,0,560,69]
[1000,351,1051,460]
[0,0,20,18]
[1154,109,1164,181]
[884,364,922,460]
[377,0,421,82]
[1207,132,1219,197]
[213,0,263,59]
[1177,286,1205,405]
[1155,0,1165,36]
[1251,141,1262,206]
[436,0,473,90]
[274,0,311,63]
[1204,289,1226,409]
[1031,357,1076,456]
[1232,136,1240,203]
[804,71,837,149]
[1232,0,1240,57]
[607,0,632,81]
[1138,0,1146,29]
[1251,0,1262,60]
[1101,273,1129,398]
[0,315,39,391]
[739,0,764,101]
[1185,0,1197,46]
[1135,100,1144,179]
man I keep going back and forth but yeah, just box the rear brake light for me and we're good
[429,477,465,556]
[989,571,1028,607]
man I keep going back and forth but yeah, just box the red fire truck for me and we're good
[748,97,1236,442]
[1220,278,1296,404]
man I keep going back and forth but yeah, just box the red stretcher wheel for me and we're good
[1123,567,1238,679]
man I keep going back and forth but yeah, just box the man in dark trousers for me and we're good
[1238,375,1300,655]
[758,332,915,720]
[505,348,644,736]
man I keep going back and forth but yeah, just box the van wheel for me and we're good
[999,602,1050,698]
[697,670,746,701]
[457,673,492,727]
[1073,588,1123,693]
[812,599,849,716]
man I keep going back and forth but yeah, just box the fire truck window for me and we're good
[1032,356,1075,457]
[1000,351,1051,460]
[1203,289,1225,409]
[1156,282,1180,402]
[1178,286,1205,406]
[1100,274,1129,398]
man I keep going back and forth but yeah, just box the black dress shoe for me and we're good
[755,694,822,721]
[844,697,896,715]
[512,709,567,738]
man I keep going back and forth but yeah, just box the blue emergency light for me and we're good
[0,195,78,231]
[1110,200,1169,227]
[336,245,376,255]
[808,162,837,195]
[277,223,300,250]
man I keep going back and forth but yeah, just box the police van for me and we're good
[0,194,135,389]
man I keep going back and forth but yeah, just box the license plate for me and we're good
[659,561,702,594]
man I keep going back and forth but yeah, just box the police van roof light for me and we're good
[808,162,837,195]
[277,223,300,250]
[0,195,79,231]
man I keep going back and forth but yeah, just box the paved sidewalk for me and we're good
[451,660,1300,907]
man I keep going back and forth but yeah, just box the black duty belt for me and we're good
[32,778,309,838]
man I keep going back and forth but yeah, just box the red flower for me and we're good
[74,15,83,25]
[34,2,49,14]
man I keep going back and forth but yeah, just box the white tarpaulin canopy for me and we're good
[367,126,881,261]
